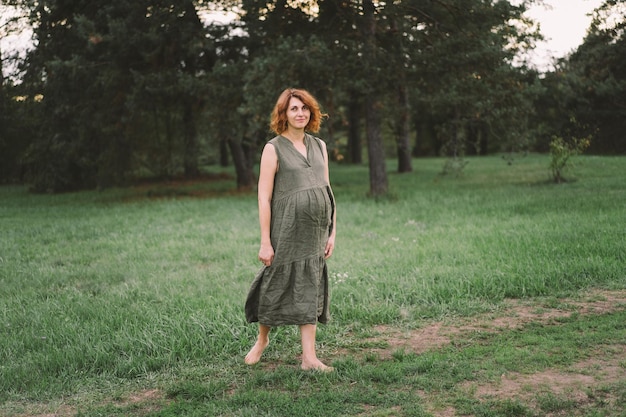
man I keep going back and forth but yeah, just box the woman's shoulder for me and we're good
[306,132,324,142]
[265,136,283,152]
[306,133,327,153]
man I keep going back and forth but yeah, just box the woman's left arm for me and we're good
[321,140,336,259]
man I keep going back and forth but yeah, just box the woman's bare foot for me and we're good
[244,337,269,365]
[301,358,334,372]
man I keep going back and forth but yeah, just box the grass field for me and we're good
[1,154,625,416]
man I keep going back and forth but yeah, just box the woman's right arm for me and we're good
[257,143,278,266]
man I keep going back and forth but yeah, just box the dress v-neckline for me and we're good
[281,134,309,163]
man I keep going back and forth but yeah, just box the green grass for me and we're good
[0,154,625,416]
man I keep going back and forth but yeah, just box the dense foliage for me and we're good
[530,1,626,155]
[562,0,626,154]
[0,0,624,193]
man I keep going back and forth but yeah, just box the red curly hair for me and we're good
[270,88,327,135]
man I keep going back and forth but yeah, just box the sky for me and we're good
[523,0,605,71]
[0,1,609,77]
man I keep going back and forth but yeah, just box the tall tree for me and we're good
[399,0,540,164]
[205,41,257,190]
[20,0,214,192]
[563,0,626,153]
[236,0,393,196]
[362,0,388,196]
[375,3,414,173]
[346,91,363,164]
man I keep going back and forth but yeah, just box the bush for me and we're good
[549,134,591,183]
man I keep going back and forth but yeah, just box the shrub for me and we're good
[549,134,591,183]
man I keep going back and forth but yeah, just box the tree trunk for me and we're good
[219,139,229,167]
[347,92,362,164]
[322,88,336,159]
[396,84,412,173]
[182,100,200,177]
[363,0,388,197]
[227,137,255,190]
[365,95,388,197]
[477,122,488,155]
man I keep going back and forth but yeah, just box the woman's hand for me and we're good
[324,236,335,259]
[258,243,275,266]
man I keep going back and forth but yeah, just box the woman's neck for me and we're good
[282,129,305,144]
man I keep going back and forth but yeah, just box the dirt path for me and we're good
[365,289,626,416]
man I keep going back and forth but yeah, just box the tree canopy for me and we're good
[1,0,624,193]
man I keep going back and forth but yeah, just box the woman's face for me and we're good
[285,96,310,131]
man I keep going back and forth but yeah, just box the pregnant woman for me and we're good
[244,88,337,372]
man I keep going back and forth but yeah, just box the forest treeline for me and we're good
[0,0,624,194]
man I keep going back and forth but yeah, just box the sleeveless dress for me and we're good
[245,134,335,326]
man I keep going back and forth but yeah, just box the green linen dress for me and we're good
[245,134,335,326]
